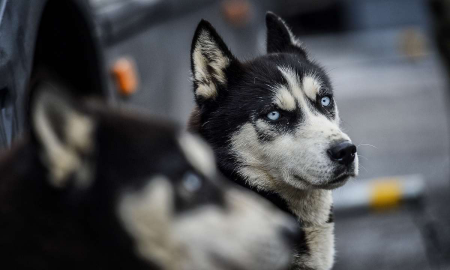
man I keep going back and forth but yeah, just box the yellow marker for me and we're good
[333,175,424,213]
[370,179,402,210]
[112,57,138,97]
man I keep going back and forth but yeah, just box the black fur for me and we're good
[266,12,308,58]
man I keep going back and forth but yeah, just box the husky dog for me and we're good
[0,79,300,270]
[188,12,359,270]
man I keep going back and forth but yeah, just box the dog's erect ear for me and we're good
[266,12,307,58]
[191,20,235,104]
[30,80,95,188]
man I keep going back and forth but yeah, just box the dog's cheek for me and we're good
[254,119,279,142]
[230,123,266,165]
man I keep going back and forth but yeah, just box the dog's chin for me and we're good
[319,163,359,189]
[319,174,353,189]
[292,172,355,190]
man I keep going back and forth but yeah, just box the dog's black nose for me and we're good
[327,141,357,165]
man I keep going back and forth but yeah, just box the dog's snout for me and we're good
[279,220,303,248]
[327,141,356,166]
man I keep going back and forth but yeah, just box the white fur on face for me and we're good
[192,30,230,100]
[230,123,277,192]
[178,133,216,177]
[118,176,294,270]
[273,86,296,111]
[231,67,358,191]
[302,76,322,102]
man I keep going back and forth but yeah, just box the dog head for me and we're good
[28,80,299,270]
[190,12,358,191]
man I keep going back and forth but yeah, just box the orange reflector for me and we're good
[112,57,138,97]
[370,179,402,210]
[222,0,251,27]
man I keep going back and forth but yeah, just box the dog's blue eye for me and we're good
[182,172,202,192]
[321,96,331,107]
[267,111,280,121]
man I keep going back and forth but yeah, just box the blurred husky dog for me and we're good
[188,12,359,270]
[0,79,300,270]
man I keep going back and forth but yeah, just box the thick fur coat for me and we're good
[188,12,359,270]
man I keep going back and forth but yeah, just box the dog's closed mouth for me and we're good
[293,173,353,184]
[329,174,352,184]
[293,173,354,189]
[321,174,353,189]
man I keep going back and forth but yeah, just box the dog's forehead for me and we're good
[234,55,331,110]
[273,58,331,96]
[243,55,327,87]
[277,66,325,103]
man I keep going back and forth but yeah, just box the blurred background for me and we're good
[1,0,450,269]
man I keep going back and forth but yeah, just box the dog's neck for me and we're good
[232,170,333,227]
[276,182,333,226]
[226,170,335,270]
[289,189,335,270]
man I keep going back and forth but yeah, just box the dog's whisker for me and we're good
[357,154,369,161]
[338,119,357,131]
[356,143,377,149]
[359,164,368,172]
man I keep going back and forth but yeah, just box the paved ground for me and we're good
[303,29,450,270]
